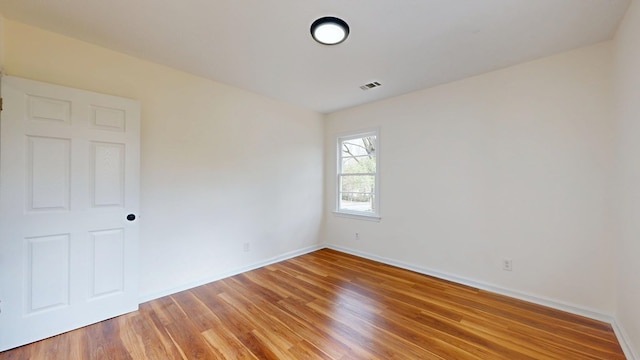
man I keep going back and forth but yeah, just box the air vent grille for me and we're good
[360,81,382,91]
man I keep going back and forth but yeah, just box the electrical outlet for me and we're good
[502,259,513,271]
[355,232,360,240]
[243,242,250,252]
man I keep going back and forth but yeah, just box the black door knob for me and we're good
[127,214,136,221]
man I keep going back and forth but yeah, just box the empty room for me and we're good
[0,0,639,359]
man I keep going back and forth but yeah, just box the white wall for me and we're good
[1,20,324,300]
[613,0,640,357]
[324,43,616,315]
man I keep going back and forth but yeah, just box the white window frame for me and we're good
[334,129,380,220]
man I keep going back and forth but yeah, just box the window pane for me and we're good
[339,193,374,212]
[341,136,376,158]
[340,175,375,193]
[336,132,378,216]
[341,155,376,174]
[341,141,368,157]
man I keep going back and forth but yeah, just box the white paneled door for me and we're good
[0,76,140,351]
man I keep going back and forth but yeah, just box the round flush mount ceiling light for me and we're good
[310,17,350,45]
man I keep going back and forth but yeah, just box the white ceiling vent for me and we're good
[360,81,382,91]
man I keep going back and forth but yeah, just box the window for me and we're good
[336,130,379,218]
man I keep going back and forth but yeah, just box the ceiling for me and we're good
[0,0,631,113]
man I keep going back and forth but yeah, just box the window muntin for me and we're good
[336,131,379,217]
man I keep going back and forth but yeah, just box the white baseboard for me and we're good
[138,244,324,303]
[612,318,639,360]
[325,244,613,322]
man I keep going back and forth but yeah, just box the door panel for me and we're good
[27,95,71,124]
[26,234,71,313]
[26,136,72,211]
[90,105,126,131]
[91,141,125,207]
[89,228,125,298]
[0,76,140,351]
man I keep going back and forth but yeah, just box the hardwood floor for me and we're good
[0,248,625,359]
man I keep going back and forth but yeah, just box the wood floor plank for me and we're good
[0,248,626,359]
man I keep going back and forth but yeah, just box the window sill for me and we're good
[332,211,381,222]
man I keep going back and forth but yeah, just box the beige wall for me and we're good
[1,20,324,300]
[0,16,4,67]
[324,43,616,316]
[613,0,640,357]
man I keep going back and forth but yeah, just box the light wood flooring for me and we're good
[0,248,626,359]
